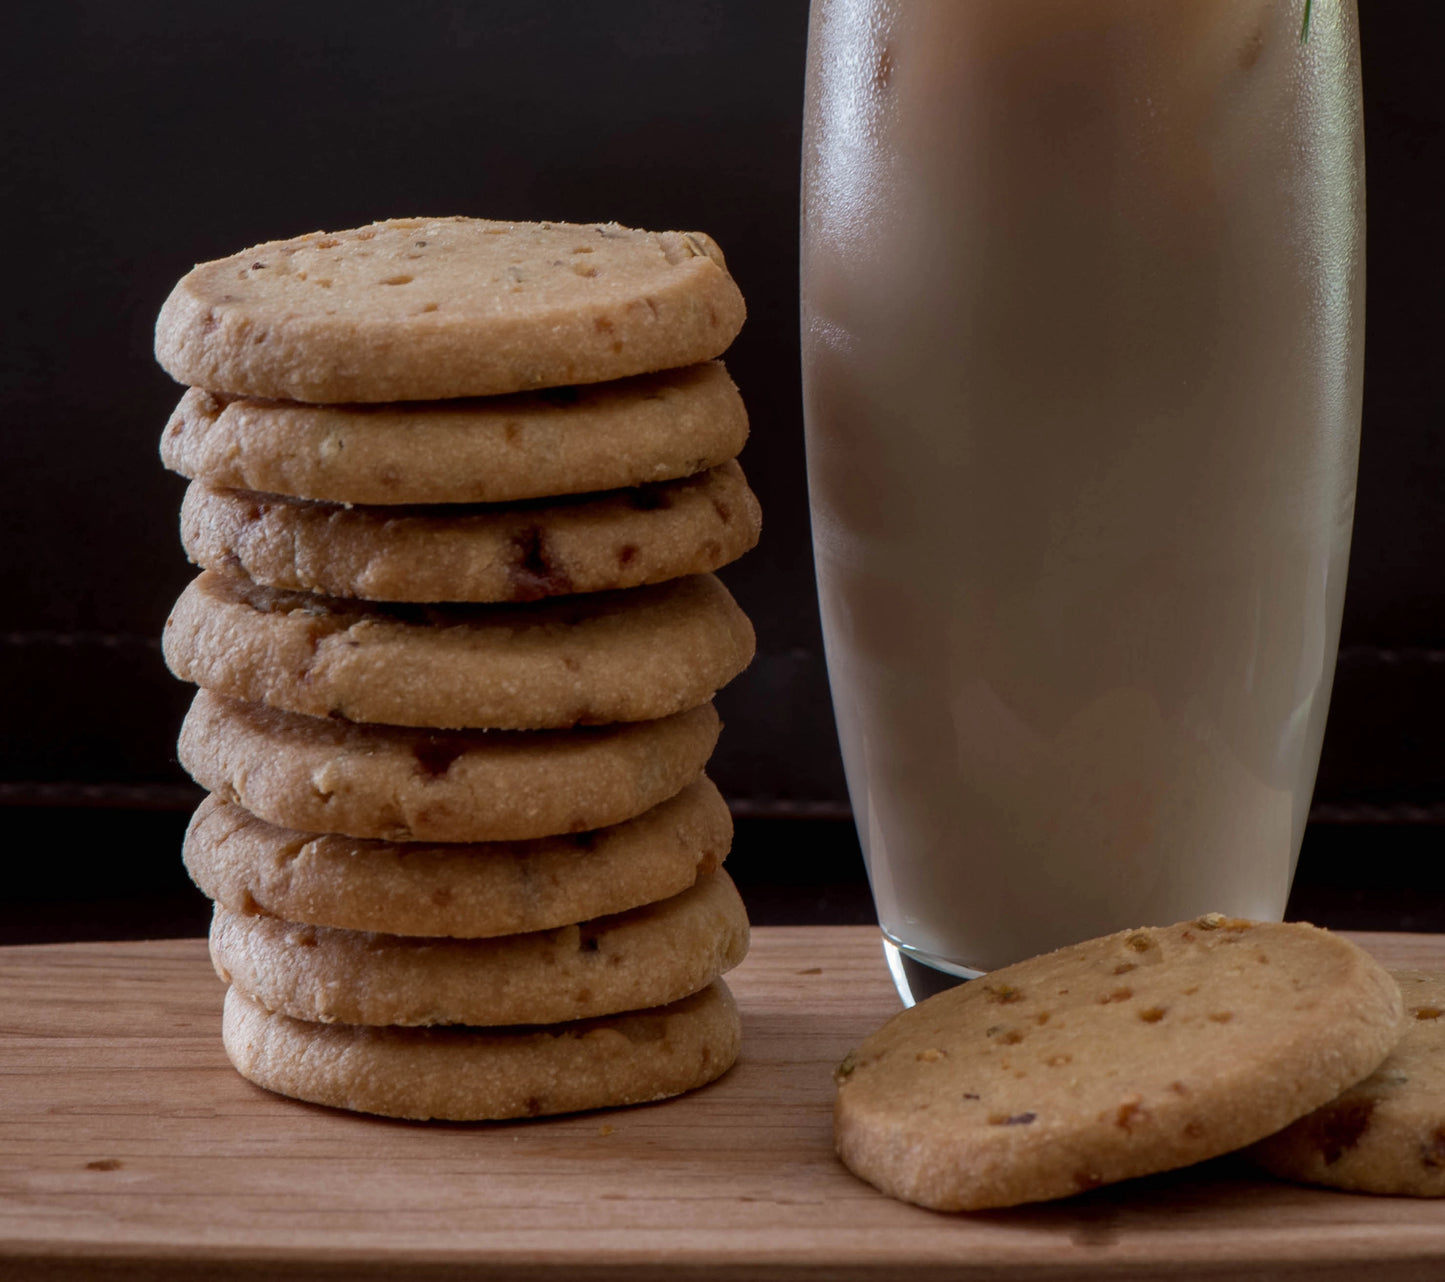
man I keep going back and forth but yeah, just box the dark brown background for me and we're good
[2,1,1441,942]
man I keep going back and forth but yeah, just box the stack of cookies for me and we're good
[154,217,759,1120]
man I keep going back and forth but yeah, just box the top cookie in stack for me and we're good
[156,217,760,1122]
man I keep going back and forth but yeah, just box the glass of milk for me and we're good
[801,0,1365,1002]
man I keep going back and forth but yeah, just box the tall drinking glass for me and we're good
[801,0,1365,1001]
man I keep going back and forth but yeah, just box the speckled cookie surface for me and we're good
[833,917,1403,1212]
[155,218,746,402]
[163,570,754,729]
[179,690,720,842]
[161,363,748,505]
[186,777,731,938]
[1250,971,1445,1196]
[179,460,761,603]
[222,979,740,1121]
[211,869,749,1028]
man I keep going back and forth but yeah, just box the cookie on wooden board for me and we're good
[833,916,1403,1211]
[211,870,749,1028]
[179,460,761,603]
[162,569,755,730]
[161,363,748,505]
[186,777,731,939]
[1250,970,1445,1196]
[179,690,720,843]
[222,980,741,1121]
[155,218,746,402]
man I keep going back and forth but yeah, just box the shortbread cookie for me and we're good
[179,461,761,603]
[834,916,1403,1211]
[186,777,731,938]
[211,870,748,1027]
[161,363,748,505]
[156,218,746,402]
[179,690,719,842]
[1250,970,1445,1196]
[163,570,754,729]
[223,980,740,1121]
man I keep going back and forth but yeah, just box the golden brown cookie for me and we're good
[162,569,755,729]
[1250,970,1445,1196]
[211,869,749,1027]
[178,690,720,842]
[179,460,761,603]
[222,980,740,1121]
[155,218,746,402]
[833,916,1403,1211]
[185,777,731,938]
[161,363,748,505]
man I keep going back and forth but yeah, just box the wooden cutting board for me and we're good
[3,926,1445,1280]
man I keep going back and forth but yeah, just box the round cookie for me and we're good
[833,916,1403,1212]
[155,217,746,402]
[211,869,749,1028]
[185,777,732,938]
[161,363,748,505]
[1250,970,1444,1196]
[162,569,755,729]
[179,460,761,603]
[179,690,720,843]
[222,980,740,1121]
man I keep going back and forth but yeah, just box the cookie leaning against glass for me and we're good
[156,217,760,1119]
[833,916,1404,1211]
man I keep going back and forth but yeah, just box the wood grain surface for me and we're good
[3,927,1445,1280]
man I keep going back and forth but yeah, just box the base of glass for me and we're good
[881,934,984,1007]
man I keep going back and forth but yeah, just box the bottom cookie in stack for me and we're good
[222,982,741,1122]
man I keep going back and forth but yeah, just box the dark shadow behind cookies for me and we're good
[2,1,1443,941]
